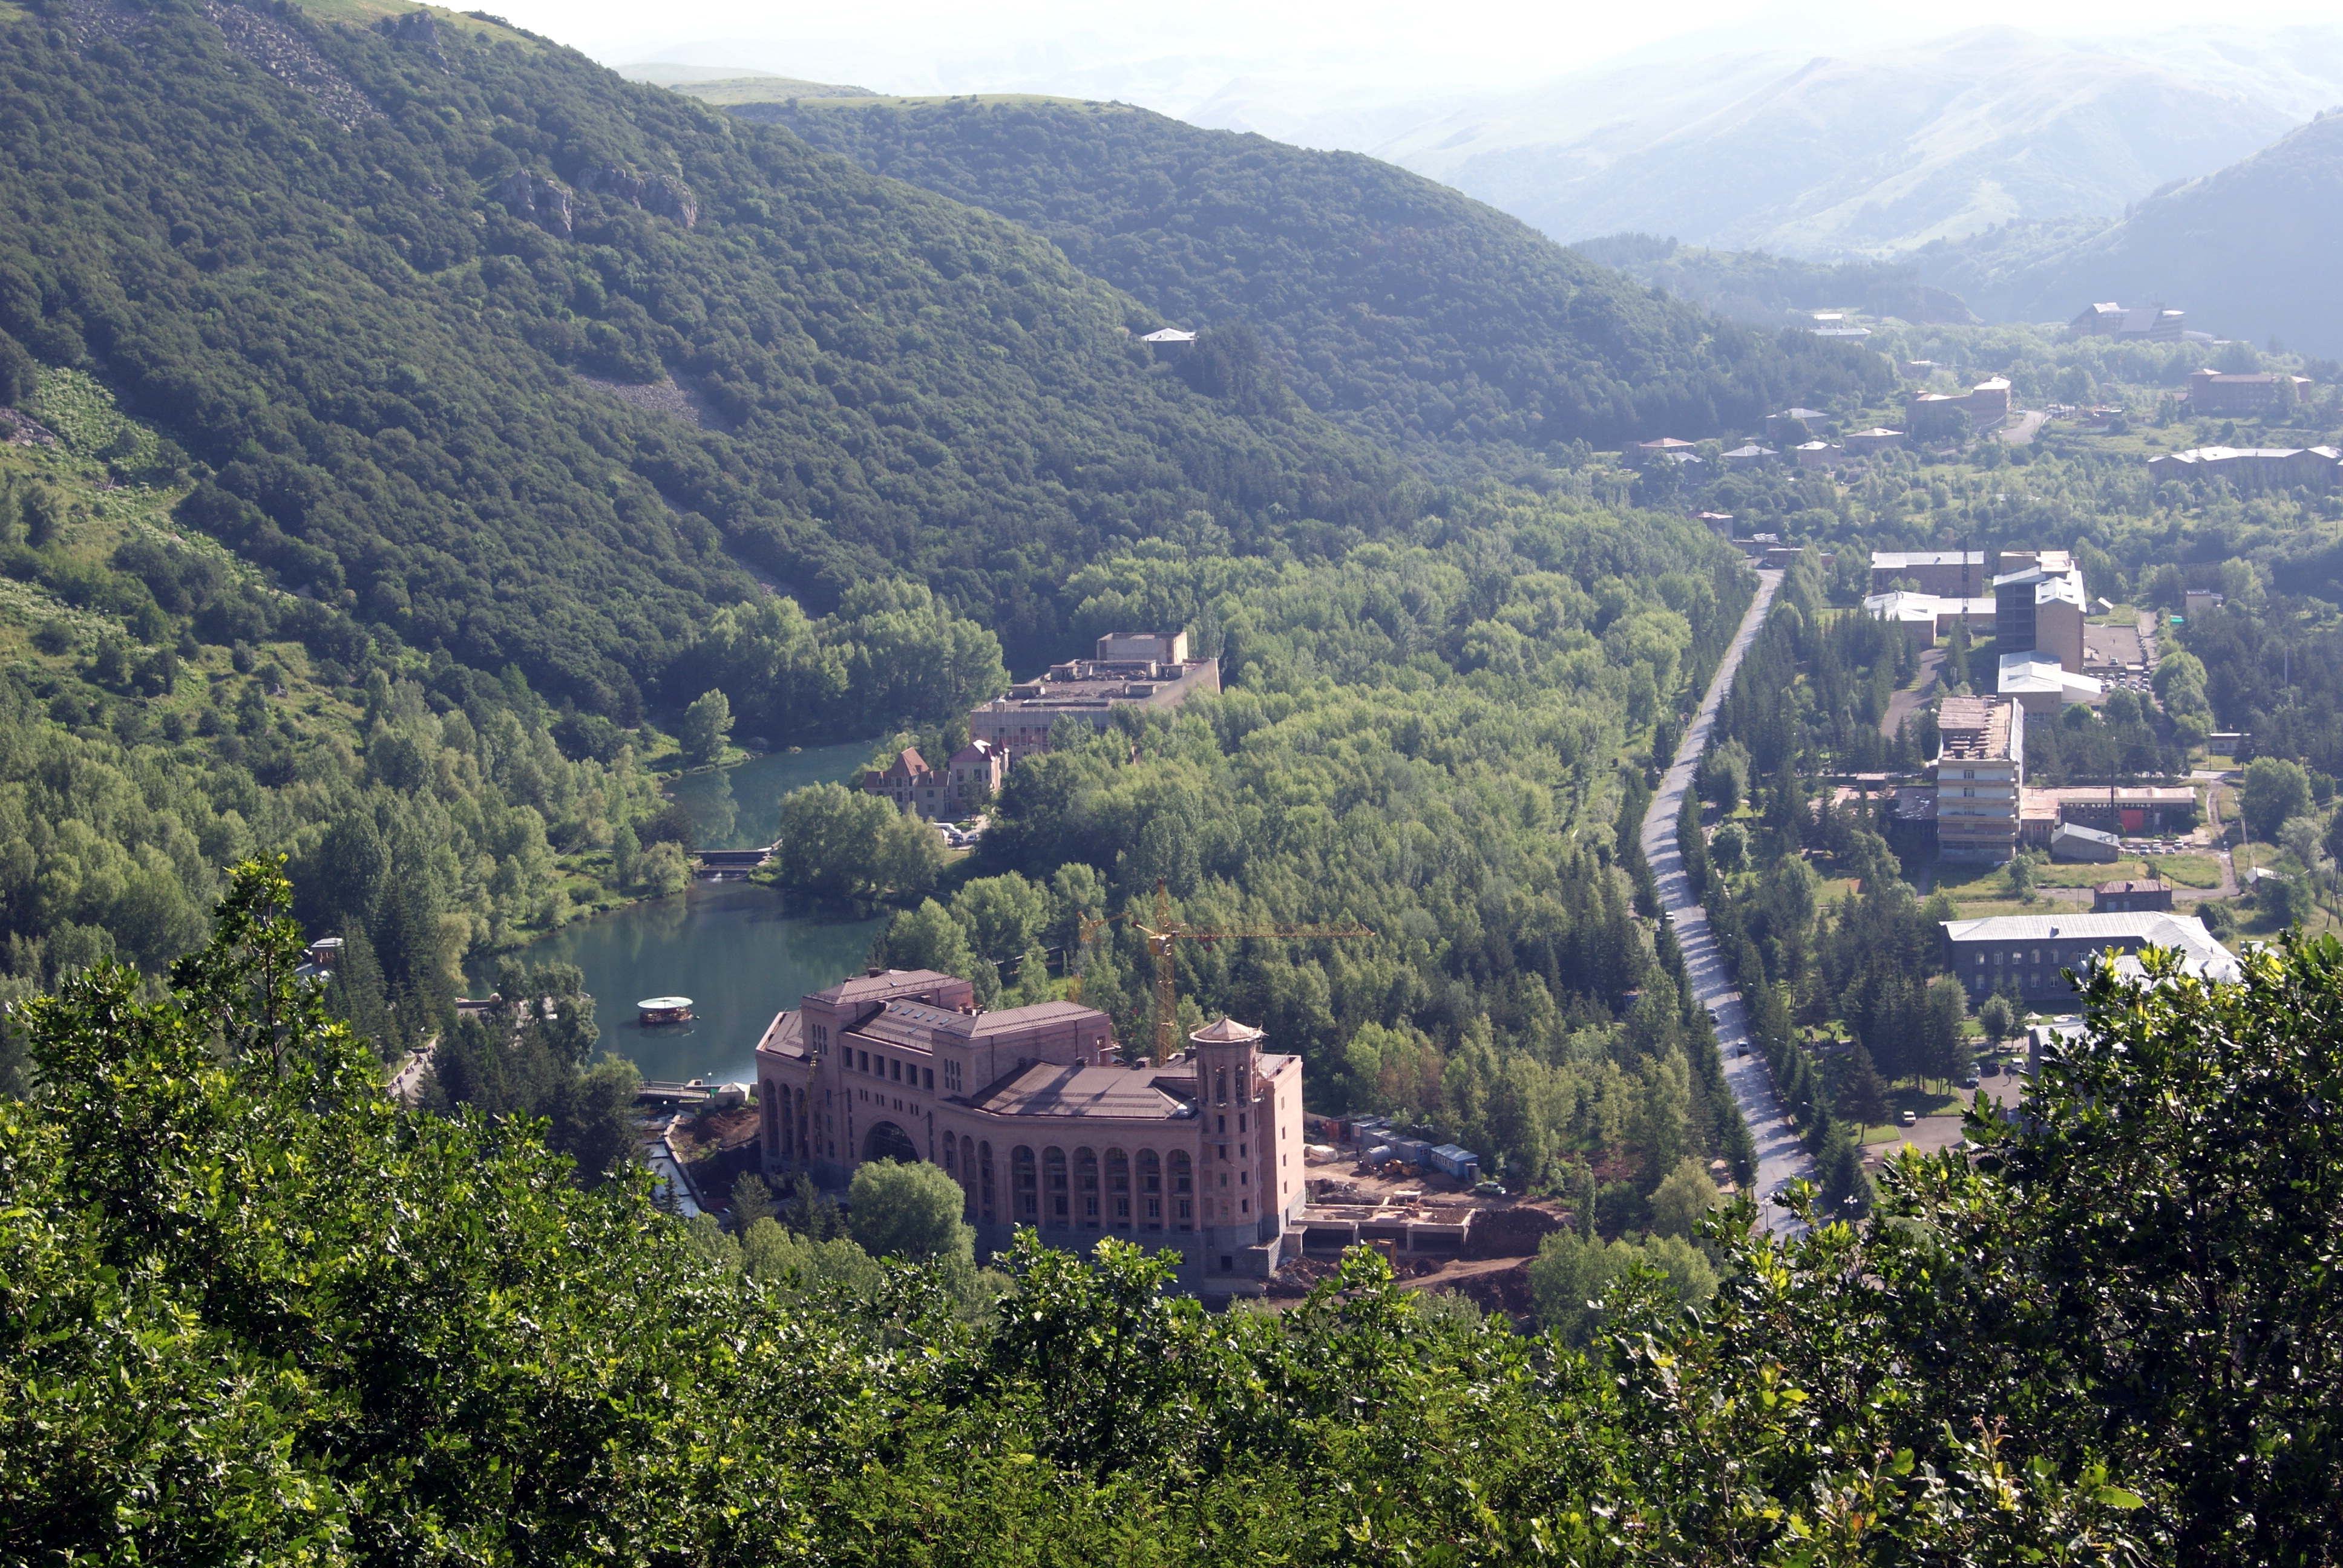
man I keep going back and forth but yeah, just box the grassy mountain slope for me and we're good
[0,0,1413,701]
[741,97,1890,474]
[1916,114,2343,355]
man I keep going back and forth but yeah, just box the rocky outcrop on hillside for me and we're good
[1,408,57,447]
[577,165,699,229]
[204,2,381,131]
[495,170,574,238]
[377,8,448,68]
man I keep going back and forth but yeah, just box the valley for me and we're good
[3,0,2342,1560]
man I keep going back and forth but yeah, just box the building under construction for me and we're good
[755,968,1306,1282]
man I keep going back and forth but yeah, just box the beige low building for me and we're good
[1908,375,2012,430]
[968,632,1221,766]
[757,969,1306,1283]
[1870,549,1990,597]
[1999,651,2103,716]
[1864,589,1993,650]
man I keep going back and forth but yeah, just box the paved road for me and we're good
[1997,410,2049,445]
[1639,570,1815,1230]
[386,1040,435,1105]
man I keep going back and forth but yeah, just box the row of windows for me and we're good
[853,1047,935,1093]
[1968,946,2091,968]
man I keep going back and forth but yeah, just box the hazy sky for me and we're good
[505,0,2343,103]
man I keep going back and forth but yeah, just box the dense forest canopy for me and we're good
[753,98,1893,476]
[11,859,2339,1561]
[879,492,1761,1192]
[0,0,1419,692]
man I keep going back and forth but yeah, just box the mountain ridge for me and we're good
[747,95,1891,475]
[1913,112,2343,355]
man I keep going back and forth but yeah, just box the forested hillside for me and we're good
[1572,234,1978,332]
[747,97,1891,474]
[0,0,1413,694]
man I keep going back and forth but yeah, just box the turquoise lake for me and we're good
[483,742,888,1085]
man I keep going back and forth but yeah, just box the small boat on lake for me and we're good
[637,996,695,1025]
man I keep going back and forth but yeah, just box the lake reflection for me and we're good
[485,741,890,1084]
[485,880,886,1085]
[664,740,876,850]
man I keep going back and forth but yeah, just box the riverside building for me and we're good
[755,968,1305,1283]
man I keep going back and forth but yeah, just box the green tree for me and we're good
[0,862,807,1560]
[1647,1155,1721,1241]
[1978,992,2016,1050]
[778,1169,847,1240]
[730,1171,776,1233]
[2266,871,2316,927]
[1698,739,1749,812]
[1527,1229,1717,1346]
[610,821,641,889]
[678,689,733,767]
[639,838,691,895]
[2005,849,2038,902]
[1838,1037,1890,1130]
[1012,942,1054,1006]
[739,1218,884,1299]
[883,898,980,984]
[1920,974,1970,1086]
[547,1054,642,1184]
[775,782,942,907]
[2243,757,2312,841]
[950,871,1055,962]
[847,1158,975,1263]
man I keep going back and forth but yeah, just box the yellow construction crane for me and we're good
[1131,883,1373,1066]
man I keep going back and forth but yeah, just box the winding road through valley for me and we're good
[1638,569,1815,1231]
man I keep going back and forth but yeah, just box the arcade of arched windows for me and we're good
[997,1144,1194,1233]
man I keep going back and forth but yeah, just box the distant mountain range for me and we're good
[1907,113,2343,356]
[617,19,2343,267]
[1351,26,2343,258]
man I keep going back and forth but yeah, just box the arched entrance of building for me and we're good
[863,1120,919,1165]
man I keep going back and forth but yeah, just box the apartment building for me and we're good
[1935,694,2024,862]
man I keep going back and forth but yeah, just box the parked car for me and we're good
[1961,1075,1980,1090]
[1472,1180,1505,1197]
[1899,1110,1918,1128]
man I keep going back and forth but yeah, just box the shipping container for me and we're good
[1427,1143,1481,1180]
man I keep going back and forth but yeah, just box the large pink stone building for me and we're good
[755,968,1306,1282]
